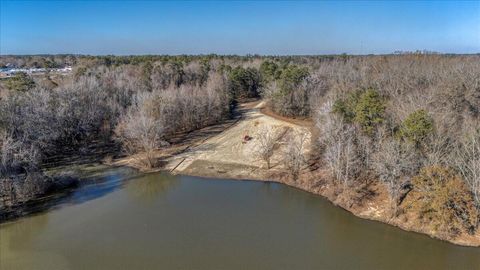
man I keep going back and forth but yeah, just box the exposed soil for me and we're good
[260,104,313,127]
[114,101,480,247]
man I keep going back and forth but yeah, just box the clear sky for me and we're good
[1,0,479,55]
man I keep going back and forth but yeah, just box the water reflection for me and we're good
[1,165,138,223]
[67,167,133,204]
[125,173,178,203]
[1,170,479,270]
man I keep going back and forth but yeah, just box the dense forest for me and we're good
[1,54,479,238]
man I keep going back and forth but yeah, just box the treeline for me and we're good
[0,55,77,68]
[0,56,268,208]
[260,54,480,238]
[1,54,267,69]
[0,53,375,70]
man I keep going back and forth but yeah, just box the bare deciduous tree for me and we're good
[319,114,360,186]
[256,126,280,169]
[456,128,480,209]
[284,131,308,181]
[373,134,418,213]
[423,133,454,167]
[115,93,164,168]
[1,134,40,174]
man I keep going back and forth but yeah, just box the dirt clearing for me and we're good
[167,101,311,180]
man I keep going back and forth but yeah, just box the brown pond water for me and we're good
[1,167,479,270]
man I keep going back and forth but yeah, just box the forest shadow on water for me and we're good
[0,165,144,223]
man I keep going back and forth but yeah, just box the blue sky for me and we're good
[1,1,479,55]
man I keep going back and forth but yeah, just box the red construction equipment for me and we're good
[243,134,252,143]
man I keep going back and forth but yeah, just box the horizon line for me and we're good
[2,52,479,57]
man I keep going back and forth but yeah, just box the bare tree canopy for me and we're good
[255,125,280,169]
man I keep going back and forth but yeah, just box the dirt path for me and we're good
[166,101,311,180]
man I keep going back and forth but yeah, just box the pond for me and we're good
[1,167,479,270]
